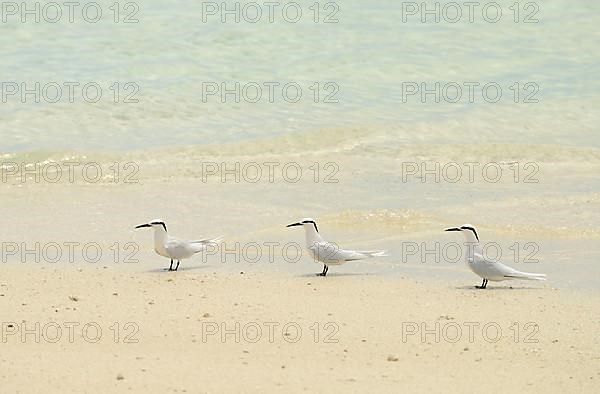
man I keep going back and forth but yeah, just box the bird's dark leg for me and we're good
[483,279,488,289]
[175,260,180,271]
[317,264,328,277]
[476,278,486,289]
[168,259,173,271]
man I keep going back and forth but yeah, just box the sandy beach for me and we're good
[1,265,598,393]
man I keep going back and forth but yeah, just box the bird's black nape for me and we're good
[302,220,319,233]
[150,221,167,232]
[460,226,479,241]
[287,220,319,233]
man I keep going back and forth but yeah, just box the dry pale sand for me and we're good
[0,265,598,393]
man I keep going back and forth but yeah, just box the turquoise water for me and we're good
[1,0,599,151]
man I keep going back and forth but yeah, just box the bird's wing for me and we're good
[471,251,545,280]
[354,250,388,257]
[492,261,546,280]
[185,236,222,253]
[310,242,368,262]
[188,237,223,253]
[164,238,193,256]
[477,256,520,278]
[189,236,223,245]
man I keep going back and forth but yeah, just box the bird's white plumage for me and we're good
[308,242,388,265]
[467,249,546,282]
[136,219,222,270]
[164,237,221,260]
[447,224,546,284]
[288,218,387,274]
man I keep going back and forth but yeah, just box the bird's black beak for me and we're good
[135,223,151,229]
[445,227,461,232]
[286,222,302,228]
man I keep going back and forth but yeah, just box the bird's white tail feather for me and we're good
[191,236,223,245]
[190,236,223,253]
[208,236,224,245]
[357,250,388,257]
[507,271,547,281]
